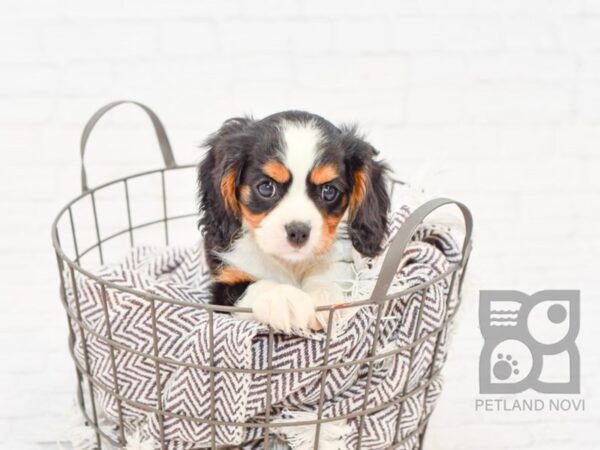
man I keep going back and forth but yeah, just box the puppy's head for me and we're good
[198,111,390,265]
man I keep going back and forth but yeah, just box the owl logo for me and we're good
[479,290,580,394]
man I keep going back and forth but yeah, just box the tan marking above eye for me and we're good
[309,163,339,185]
[262,160,291,184]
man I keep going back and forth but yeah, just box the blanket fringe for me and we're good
[56,401,98,450]
[58,401,158,450]
[280,410,350,450]
[125,429,156,450]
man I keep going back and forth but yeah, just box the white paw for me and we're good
[234,280,317,333]
[306,284,345,331]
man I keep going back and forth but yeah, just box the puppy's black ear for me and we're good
[198,117,254,270]
[341,126,390,257]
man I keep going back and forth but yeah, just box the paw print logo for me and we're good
[479,290,580,394]
[494,353,519,380]
[485,339,532,386]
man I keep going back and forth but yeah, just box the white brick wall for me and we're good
[0,0,598,448]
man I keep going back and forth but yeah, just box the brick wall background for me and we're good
[0,0,599,448]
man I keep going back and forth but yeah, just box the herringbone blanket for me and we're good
[65,205,462,450]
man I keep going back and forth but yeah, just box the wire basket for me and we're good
[52,101,473,450]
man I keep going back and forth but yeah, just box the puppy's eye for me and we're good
[257,180,276,198]
[321,184,339,202]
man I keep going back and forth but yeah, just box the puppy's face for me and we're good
[237,122,351,262]
[199,111,390,265]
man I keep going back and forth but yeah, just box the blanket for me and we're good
[65,205,463,450]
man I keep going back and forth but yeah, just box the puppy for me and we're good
[198,111,390,332]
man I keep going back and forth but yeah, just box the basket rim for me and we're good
[51,164,466,313]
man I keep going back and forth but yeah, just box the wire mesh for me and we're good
[51,101,472,450]
[52,168,471,450]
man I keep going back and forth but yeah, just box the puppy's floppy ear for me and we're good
[341,125,390,257]
[198,117,254,269]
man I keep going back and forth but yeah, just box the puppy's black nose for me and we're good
[285,221,311,247]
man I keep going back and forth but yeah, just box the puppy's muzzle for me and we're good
[285,221,311,248]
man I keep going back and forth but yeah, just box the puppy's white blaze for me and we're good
[254,120,325,262]
[280,120,322,180]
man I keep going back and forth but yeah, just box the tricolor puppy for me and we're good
[198,111,390,332]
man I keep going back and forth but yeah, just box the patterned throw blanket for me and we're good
[65,205,462,450]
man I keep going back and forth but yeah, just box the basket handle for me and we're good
[80,100,177,193]
[370,198,473,303]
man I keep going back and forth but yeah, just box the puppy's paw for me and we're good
[253,285,315,333]
[234,280,316,333]
[305,283,345,331]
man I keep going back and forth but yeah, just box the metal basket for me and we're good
[52,101,473,450]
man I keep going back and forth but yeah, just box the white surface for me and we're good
[0,0,599,449]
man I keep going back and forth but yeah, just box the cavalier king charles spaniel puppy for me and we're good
[198,111,390,332]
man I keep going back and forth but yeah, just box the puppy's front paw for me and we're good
[306,284,345,331]
[235,280,316,333]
